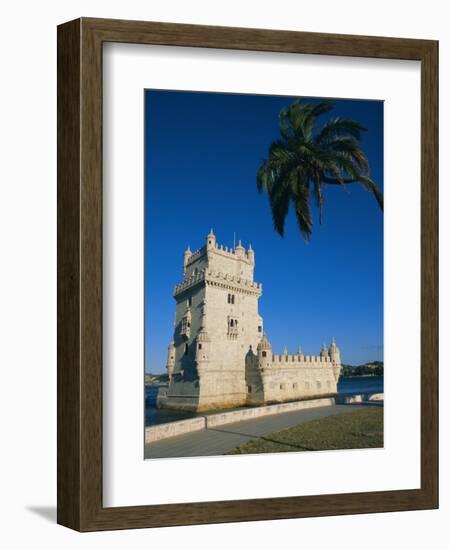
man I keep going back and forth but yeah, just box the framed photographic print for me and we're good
[57,17,438,531]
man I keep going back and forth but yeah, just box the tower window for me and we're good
[227,316,239,336]
[198,344,202,350]
[262,351,267,357]
[181,315,191,337]
[227,293,235,304]
[184,343,189,355]
[188,297,192,307]
[258,325,262,333]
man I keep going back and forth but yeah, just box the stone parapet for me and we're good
[145,417,206,444]
[205,397,335,428]
[271,354,331,364]
[174,268,262,298]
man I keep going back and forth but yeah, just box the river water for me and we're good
[145,375,384,427]
[337,375,384,396]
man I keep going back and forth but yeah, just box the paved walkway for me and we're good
[145,404,368,459]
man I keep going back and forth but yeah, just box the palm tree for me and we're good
[257,98,383,241]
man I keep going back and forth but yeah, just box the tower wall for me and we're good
[172,286,206,378]
[196,280,261,409]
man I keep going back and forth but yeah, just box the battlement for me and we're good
[186,247,205,264]
[271,354,331,365]
[174,267,262,298]
[180,231,259,294]
[185,240,254,267]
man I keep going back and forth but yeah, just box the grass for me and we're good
[226,408,383,455]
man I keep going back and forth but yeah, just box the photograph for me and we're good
[144,89,384,460]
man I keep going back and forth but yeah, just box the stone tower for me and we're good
[158,231,342,412]
[160,230,264,412]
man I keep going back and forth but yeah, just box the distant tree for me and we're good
[257,98,383,241]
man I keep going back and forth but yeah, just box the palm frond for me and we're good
[301,100,334,139]
[358,175,384,210]
[293,183,312,241]
[268,176,292,237]
[315,117,367,144]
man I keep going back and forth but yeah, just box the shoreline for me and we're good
[340,374,383,379]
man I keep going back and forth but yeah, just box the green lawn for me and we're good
[226,408,383,455]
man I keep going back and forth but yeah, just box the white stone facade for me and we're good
[159,231,341,412]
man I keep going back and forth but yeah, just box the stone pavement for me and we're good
[144,403,368,459]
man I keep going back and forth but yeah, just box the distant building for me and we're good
[158,231,341,412]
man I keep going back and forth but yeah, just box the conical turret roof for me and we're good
[257,333,272,350]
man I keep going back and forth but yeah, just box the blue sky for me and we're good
[144,90,383,372]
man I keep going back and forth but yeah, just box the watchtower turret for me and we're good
[257,333,272,370]
[206,228,216,250]
[320,342,329,359]
[247,243,255,264]
[330,337,342,382]
[235,239,245,259]
[330,337,340,362]
[183,246,192,275]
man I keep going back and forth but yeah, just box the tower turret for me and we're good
[320,342,329,359]
[183,246,192,275]
[330,337,340,362]
[247,243,255,264]
[166,340,175,381]
[330,337,342,382]
[235,239,245,258]
[206,228,216,250]
[257,333,272,370]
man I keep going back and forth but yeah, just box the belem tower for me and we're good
[157,230,342,412]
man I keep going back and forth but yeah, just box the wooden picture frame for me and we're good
[57,17,438,531]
